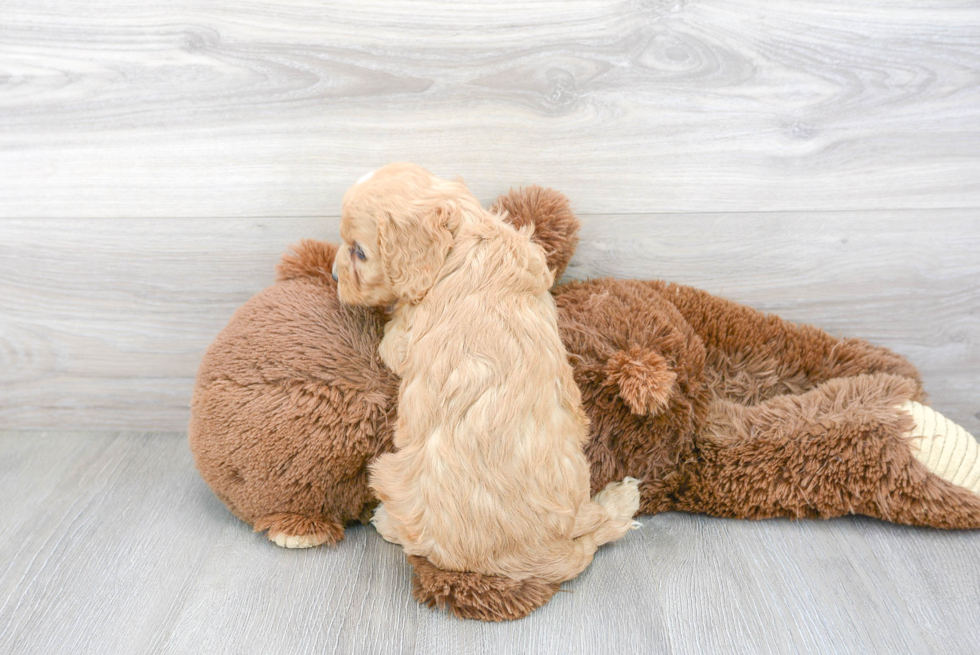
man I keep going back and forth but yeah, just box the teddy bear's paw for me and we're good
[254,512,345,549]
[900,400,980,495]
[593,477,642,522]
[270,533,322,549]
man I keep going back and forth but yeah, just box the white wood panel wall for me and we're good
[2,213,978,432]
[1,1,979,432]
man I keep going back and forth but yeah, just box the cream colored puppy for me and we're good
[333,163,640,583]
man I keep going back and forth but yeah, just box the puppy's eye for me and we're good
[352,242,367,261]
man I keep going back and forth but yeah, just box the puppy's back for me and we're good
[388,213,592,574]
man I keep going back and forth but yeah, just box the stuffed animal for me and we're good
[189,186,980,622]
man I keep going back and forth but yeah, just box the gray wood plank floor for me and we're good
[2,432,979,655]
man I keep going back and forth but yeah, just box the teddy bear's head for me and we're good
[189,241,399,545]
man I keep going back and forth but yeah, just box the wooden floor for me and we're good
[2,0,980,652]
[1,432,979,654]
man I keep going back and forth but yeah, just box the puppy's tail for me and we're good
[408,556,561,622]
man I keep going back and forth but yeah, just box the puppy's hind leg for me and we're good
[587,477,642,546]
[545,478,642,583]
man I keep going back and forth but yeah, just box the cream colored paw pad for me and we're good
[901,400,980,494]
[270,533,320,549]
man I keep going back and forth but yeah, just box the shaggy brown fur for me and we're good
[492,184,581,281]
[189,240,396,544]
[685,374,980,527]
[189,185,980,622]
[408,555,561,622]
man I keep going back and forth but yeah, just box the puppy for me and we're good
[333,163,640,583]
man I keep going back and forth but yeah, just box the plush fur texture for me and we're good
[189,240,396,544]
[189,183,980,622]
[492,183,580,282]
[334,163,638,583]
[408,555,562,622]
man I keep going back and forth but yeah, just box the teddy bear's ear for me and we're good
[378,197,457,303]
[491,185,580,282]
[603,346,677,416]
[276,240,340,284]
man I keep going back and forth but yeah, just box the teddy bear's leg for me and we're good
[650,281,925,403]
[901,401,980,494]
[253,513,346,549]
[677,373,980,529]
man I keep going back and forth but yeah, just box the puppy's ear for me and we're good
[378,197,458,303]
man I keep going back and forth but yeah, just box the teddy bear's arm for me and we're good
[647,280,925,404]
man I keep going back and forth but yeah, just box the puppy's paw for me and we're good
[371,503,403,545]
[593,477,641,522]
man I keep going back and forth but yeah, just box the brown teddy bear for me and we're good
[189,186,980,622]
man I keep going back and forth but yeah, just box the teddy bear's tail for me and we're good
[407,556,561,622]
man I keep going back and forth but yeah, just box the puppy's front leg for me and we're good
[371,503,403,546]
[378,307,415,374]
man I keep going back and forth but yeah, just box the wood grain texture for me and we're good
[3,2,979,652]
[1,0,979,218]
[1,432,978,654]
[2,212,978,432]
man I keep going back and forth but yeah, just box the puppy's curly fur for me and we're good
[334,163,640,583]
